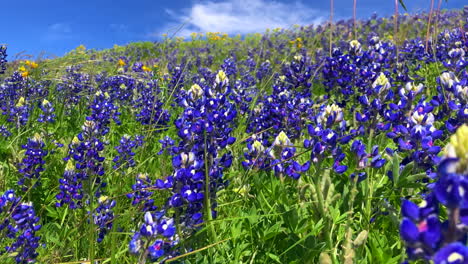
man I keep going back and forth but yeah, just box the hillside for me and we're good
[0,7,467,264]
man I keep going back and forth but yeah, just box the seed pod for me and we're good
[353,230,369,247]
[319,252,333,264]
[343,228,355,264]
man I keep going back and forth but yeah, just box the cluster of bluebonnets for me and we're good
[0,46,7,74]
[0,7,467,263]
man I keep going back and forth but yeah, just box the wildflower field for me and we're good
[0,6,467,264]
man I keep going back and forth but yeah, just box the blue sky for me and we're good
[1,0,465,59]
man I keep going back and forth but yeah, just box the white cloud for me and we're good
[152,0,325,38]
[43,23,73,41]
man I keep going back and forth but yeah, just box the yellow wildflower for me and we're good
[21,71,29,78]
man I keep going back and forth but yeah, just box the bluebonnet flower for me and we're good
[400,195,441,260]
[58,119,117,244]
[113,134,144,170]
[132,62,144,72]
[444,42,467,73]
[134,80,170,129]
[246,82,312,142]
[270,131,310,179]
[167,63,187,92]
[399,81,424,103]
[436,71,468,134]
[56,65,93,107]
[58,121,105,208]
[228,78,255,115]
[349,40,362,55]
[281,54,313,90]
[0,72,27,115]
[9,96,30,128]
[400,125,468,262]
[129,211,178,262]
[243,131,309,180]
[87,90,121,136]
[99,75,136,103]
[158,136,176,155]
[17,133,47,191]
[304,124,353,175]
[130,69,237,261]
[127,173,158,212]
[316,104,346,129]
[56,160,83,209]
[433,243,468,264]
[242,137,272,171]
[349,140,386,182]
[386,100,443,178]
[37,99,55,123]
[0,125,11,137]
[73,121,106,180]
[221,57,237,78]
[0,45,7,74]
[256,60,272,81]
[94,195,116,243]
[0,190,42,264]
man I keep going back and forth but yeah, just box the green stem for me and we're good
[313,163,326,221]
[365,128,375,226]
[203,131,217,243]
[88,176,95,263]
[138,240,151,264]
[312,162,333,252]
[110,217,117,264]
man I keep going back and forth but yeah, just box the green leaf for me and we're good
[392,154,400,187]
[267,253,282,263]
[403,173,428,184]
[396,161,415,188]
[263,221,284,240]
[45,206,59,219]
[401,161,414,175]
